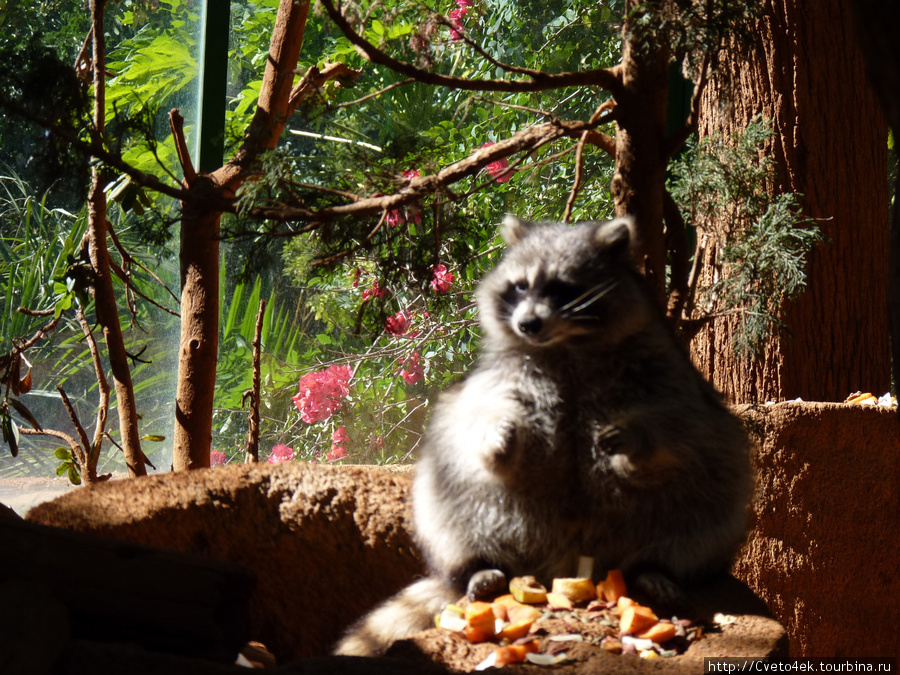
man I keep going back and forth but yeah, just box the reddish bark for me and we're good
[172,0,313,470]
[691,0,890,403]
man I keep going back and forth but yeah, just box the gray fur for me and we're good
[334,217,752,656]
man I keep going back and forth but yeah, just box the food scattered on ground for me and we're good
[435,570,707,668]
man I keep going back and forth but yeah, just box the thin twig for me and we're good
[245,299,266,463]
[330,78,417,110]
[563,131,590,222]
[76,307,109,465]
[56,386,91,472]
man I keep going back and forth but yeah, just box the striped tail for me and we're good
[333,577,458,656]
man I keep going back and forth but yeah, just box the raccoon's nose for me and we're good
[517,316,543,336]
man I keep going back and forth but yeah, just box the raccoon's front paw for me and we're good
[480,420,518,473]
[467,569,508,601]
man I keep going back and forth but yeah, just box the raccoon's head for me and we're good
[477,215,656,350]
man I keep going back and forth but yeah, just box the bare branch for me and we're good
[320,0,623,96]
[56,386,91,471]
[75,308,109,464]
[288,61,363,111]
[330,77,417,110]
[244,117,599,223]
[563,131,590,222]
[169,108,197,185]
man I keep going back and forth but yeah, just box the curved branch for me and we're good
[244,117,595,223]
[320,0,623,96]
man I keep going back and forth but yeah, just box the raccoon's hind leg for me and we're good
[333,577,459,657]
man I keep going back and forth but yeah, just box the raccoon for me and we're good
[334,216,752,657]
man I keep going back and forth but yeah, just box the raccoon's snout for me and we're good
[517,316,543,336]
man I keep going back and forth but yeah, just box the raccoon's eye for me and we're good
[512,280,529,294]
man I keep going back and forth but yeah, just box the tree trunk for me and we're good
[850,0,900,416]
[611,0,670,303]
[691,0,890,403]
[88,0,147,478]
[172,0,311,470]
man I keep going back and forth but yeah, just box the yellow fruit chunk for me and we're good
[551,577,597,604]
[510,576,548,604]
[545,592,574,610]
[620,604,659,635]
[596,569,628,603]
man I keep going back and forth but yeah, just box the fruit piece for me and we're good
[510,576,548,604]
[496,619,534,642]
[620,605,659,635]
[506,603,542,625]
[465,601,497,642]
[614,595,636,616]
[636,621,677,643]
[496,604,542,641]
[436,606,468,632]
[545,592,574,610]
[493,640,539,666]
[600,636,623,654]
[596,569,627,603]
[551,577,597,604]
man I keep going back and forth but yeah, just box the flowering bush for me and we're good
[362,280,386,302]
[398,351,424,385]
[266,443,296,464]
[431,264,454,294]
[481,142,514,183]
[326,426,350,461]
[385,309,412,336]
[292,365,353,424]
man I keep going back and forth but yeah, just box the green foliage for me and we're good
[668,116,822,356]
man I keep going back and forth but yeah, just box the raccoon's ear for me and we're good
[593,216,635,260]
[501,215,537,246]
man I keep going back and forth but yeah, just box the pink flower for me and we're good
[402,169,421,181]
[267,444,295,464]
[456,0,473,7]
[326,426,350,462]
[362,280,386,302]
[385,310,412,336]
[292,365,353,424]
[398,351,424,385]
[481,142,513,183]
[431,264,454,294]
[448,7,466,39]
[387,209,405,227]
[210,450,227,467]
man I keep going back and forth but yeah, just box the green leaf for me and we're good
[140,435,166,442]
[67,465,82,486]
[54,447,71,461]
